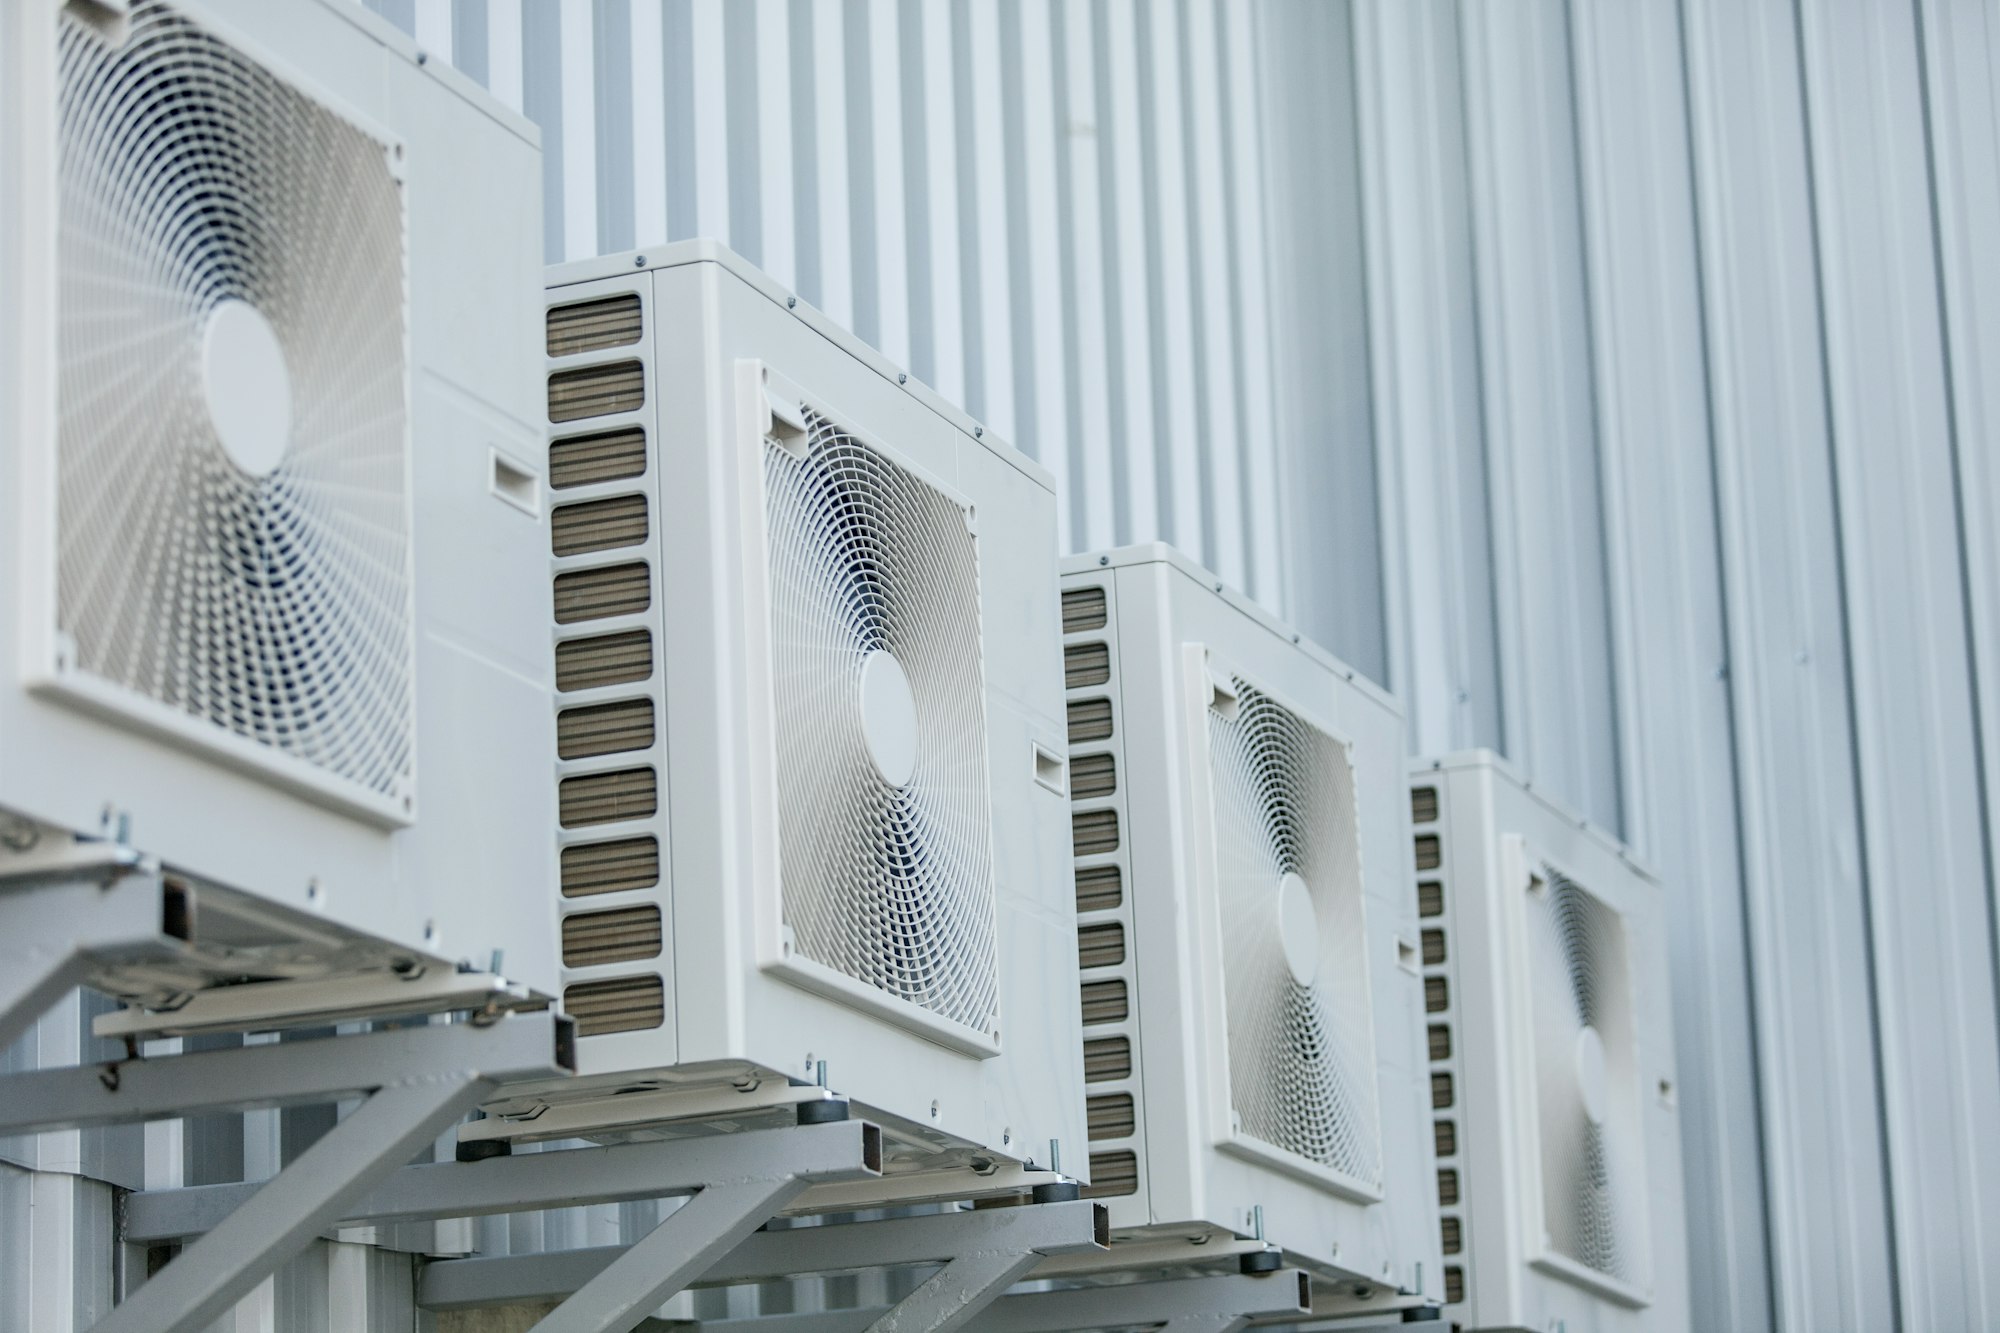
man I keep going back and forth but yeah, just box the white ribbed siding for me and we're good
[375,0,1306,630]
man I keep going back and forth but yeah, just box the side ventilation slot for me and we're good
[1064,642,1111,688]
[1083,1150,1138,1199]
[561,837,661,898]
[1411,783,1465,1308]
[1075,865,1122,914]
[1086,1093,1136,1141]
[554,563,651,624]
[548,293,644,357]
[559,767,658,829]
[1064,579,1143,1206]
[1061,586,1108,633]
[549,360,645,423]
[1070,753,1117,800]
[562,904,664,967]
[1078,922,1126,970]
[552,494,649,556]
[1071,810,1119,858]
[564,974,664,1037]
[548,287,667,1047]
[1080,979,1128,1026]
[556,630,654,693]
[1083,1037,1131,1082]
[557,698,656,761]
[550,426,648,490]
[1067,698,1114,744]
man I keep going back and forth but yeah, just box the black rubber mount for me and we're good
[1400,1305,1444,1323]
[454,1138,512,1163]
[1238,1248,1283,1274]
[797,1097,851,1125]
[1030,1179,1082,1204]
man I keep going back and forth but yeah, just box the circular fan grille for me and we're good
[1525,865,1647,1286]
[762,414,998,1036]
[1206,673,1381,1189]
[53,2,413,807]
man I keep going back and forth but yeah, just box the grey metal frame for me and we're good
[664,1267,1318,1333]
[0,859,173,1052]
[129,1117,895,1333]
[0,999,572,1333]
[420,1197,1106,1332]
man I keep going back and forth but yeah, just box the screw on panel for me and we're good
[788,295,798,308]
[416,51,428,65]
[1099,555,1109,566]
[634,255,646,268]
[974,426,984,437]
[898,373,908,385]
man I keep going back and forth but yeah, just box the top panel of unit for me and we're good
[276,0,541,147]
[1410,748,1661,886]
[546,240,1053,495]
[1062,542,1401,718]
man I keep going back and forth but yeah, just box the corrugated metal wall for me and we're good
[8,1,1995,1328]
[358,3,1988,1329]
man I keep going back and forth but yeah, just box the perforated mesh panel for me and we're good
[762,413,998,1037]
[1205,673,1382,1190]
[1526,863,1647,1287]
[53,1,412,809]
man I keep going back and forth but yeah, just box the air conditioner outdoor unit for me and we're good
[481,242,1083,1187]
[0,0,559,1016]
[1056,545,1438,1302]
[1410,751,1688,1331]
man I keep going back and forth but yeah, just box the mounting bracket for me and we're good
[127,1116,888,1333]
[0,860,175,1052]
[0,1005,572,1333]
[662,1265,1317,1333]
[420,1195,1107,1332]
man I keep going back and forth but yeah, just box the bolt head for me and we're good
[898,372,908,384]
[788,295,798,309]
[633,255,646,268]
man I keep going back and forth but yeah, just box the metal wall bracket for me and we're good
[0,865,175,1052]
[128,1117,887,1333]
[662,1266,1316,1333]
[0,1008,573,1333]
[420,1196,1107,1332]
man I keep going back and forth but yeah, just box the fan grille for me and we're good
[1206,673,1381,1189]
[1526,864,1646,1287]
[53,1,412,808]
[763,413,998,1037]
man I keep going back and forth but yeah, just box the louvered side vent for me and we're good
[562,904,664,967]
[547,294,644,357]
[550,427,648,490]
[1063,579,1143,1201]
[547,285,666,1044]
[564,974,664,1037]
[1410,783,1465,1309]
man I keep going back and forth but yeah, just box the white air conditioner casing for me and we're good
[0,0,557,1005]
[1057,545,1438,1300]
[1411,751,1688,1332]
[518,242,1084,1180]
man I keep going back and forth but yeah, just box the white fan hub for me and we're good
[1276,871,1320,986]
[201,299,293,478]
[858,648,918,788]
[1575,1023,1609,1126]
